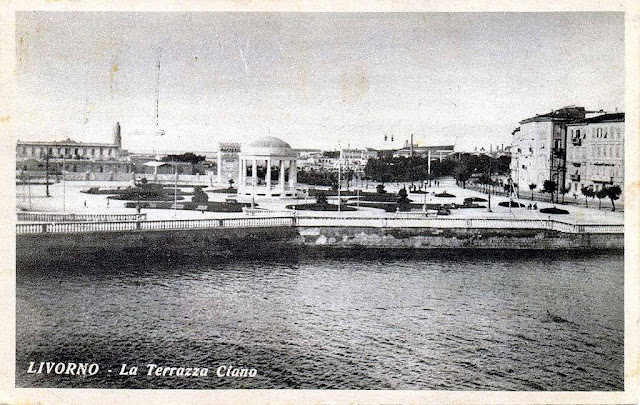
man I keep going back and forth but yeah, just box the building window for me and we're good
[92,149,95,157]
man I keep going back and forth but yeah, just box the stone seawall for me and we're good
[16,227,302,268]
[297,227,624,250]
[16,225,623,268]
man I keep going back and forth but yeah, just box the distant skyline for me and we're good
[15,12,624,152]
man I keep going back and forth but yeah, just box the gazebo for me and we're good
[237,136,299,198]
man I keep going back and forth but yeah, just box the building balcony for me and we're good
[570,174,581,182]
[571,137,582,146]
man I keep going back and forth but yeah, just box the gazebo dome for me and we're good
[242,136,296,157]
[246,136,291,149]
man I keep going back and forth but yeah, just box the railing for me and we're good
[294,217,623,234]
[17,212,147,222]
[16,216,296,235]
[15,215,623,235]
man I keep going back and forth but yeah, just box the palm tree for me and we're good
[542,180,557,203]
[596,188,607,210]
[581,186,594,208]
[604,185,622,212]
[528,183,537,201]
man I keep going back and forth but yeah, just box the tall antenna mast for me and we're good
[83,96,89,124]
[155,49,161,128]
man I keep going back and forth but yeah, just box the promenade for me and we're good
[15,178,624,236]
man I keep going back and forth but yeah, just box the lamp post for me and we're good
[173,160,178,218]
[45,151,50,197]
[486,155,492,213]
[62,155,66,212]
[338,144,342,213]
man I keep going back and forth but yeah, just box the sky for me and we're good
[15,12,624,152]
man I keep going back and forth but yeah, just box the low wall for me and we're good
[16,223,623,269]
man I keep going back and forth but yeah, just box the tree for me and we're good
[454,162,472,188]
[595,188,607,210]
[163,152,205,164]
[316,191,328,205]
[581,186,594,208]
[559,187,570,203]
[397,187,411,211]
[528,183,537,201]
[604,185,622,212]
[542,180,557,202]
[192,186,209,203]
[376,184,386,194]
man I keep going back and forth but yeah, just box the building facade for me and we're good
[565,113,624,195]
[510,106,587,193]
[16,122,133,180]
[392,145,455,160]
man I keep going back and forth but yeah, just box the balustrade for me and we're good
[15,215,623,235]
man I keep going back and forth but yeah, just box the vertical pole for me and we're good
[21,170,25,202]
[62,155,66,212]
[45,152,50,197]
[338,144,341,213]
[173,161,177,218]
[427,149,431,186]
[487,157,492,213]
[27,172,32,210]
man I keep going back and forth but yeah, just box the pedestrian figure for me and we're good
[84,200,87,208]
[533,203,538,210]
[527,203,532,210]
[106,199,110,208]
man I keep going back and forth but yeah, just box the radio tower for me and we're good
[155,50,162,132]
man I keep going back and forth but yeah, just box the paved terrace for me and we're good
[16,178,624,233]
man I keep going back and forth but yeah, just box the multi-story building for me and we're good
[295,148,379,173]
[565,113,624,195]
[16,122,133,180]
[510,106,587,193]
[392,144,455,160]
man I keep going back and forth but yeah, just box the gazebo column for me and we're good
[239,158,245,186]
[279,160,286,189]
[289,160,297,187]
[266,158,272,191]
[252,158,258,187]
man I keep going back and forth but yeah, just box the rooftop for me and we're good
[519,106,587,124]
[566,112,625,125]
